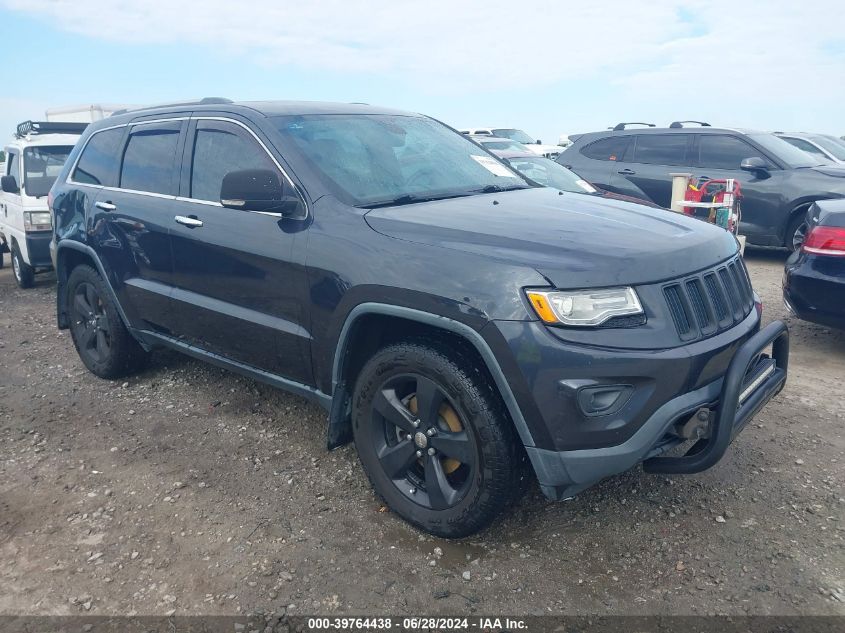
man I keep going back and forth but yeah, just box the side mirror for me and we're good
[1,175,19,193]
[220,169,300,215]
[536,139,542,145]
[740,157,769,175]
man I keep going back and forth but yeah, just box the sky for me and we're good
[1,0,843,146]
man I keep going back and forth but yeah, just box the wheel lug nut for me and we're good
[412,419,420,428]
[416,450,422,458]
[426,428,436,437]
[406,434,413,441]
[427,448,436,456]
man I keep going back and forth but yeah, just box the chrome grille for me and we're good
[663,256,755,340]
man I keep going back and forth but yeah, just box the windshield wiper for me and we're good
[472,184,531,194]
[360,192,471,209]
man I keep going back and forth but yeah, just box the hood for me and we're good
[365,187,738,288]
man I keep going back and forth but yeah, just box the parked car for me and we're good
[1,120,87,287]
[560,121,845,251]
[51,99,789,538]
[783,199,845,329]
[460,127,561,158]
[492,151,596,193]
[469,135,531,153]
[776,132,845,165]
[493,150,665,209]
[558,134,574,148]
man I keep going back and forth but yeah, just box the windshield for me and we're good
[810,135,845,161]
[23,146,73,197]
[505,156,596,193]
[480,139,528,151]
[273,114,528,206]
[492,128,535,144]
[747,134,823,168]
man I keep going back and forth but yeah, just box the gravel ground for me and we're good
[0,248,843,617]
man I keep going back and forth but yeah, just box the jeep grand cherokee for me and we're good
[49,99,789,537]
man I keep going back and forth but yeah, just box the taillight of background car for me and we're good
[802,226,845,256]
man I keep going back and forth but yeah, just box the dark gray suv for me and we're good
[50,101,789,537]
[559,122,845,250]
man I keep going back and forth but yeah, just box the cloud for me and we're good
[0,1,738,88]
[1,0,842,111]
[614,1,845,105]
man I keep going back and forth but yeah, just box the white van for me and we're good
[1,121,86,287]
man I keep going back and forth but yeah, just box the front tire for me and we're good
[352,341,529,538]
[66,265,149,378]
[11,245,34,288]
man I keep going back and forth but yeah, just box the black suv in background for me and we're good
[50,100,789,537]
[559,122,845,250]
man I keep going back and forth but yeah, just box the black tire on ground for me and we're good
[786,213,809,252]
[10,244,34,288]
[352,340,531,538]
[0,249,4,269]
[66,265,149,379]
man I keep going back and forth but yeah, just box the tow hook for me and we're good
[678,407,713,440]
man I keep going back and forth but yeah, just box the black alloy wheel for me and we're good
[70,281,112,365]
[370,373,475,511]
[352,341,530,538]
[65,265,148,378]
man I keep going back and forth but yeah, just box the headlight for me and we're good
[24,211,52,232]
[525,287,643,326]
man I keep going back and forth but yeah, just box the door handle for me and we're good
[95,201,117,211]
[617,168,636,175]
[174,215,203,228]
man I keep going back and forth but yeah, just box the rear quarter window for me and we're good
[581,136,631,161]
[72,127,125,186]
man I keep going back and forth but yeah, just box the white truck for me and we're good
[1,121,87,287]
[45,104,134,123]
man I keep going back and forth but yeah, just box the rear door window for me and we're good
[581,136,631,161]
[631,134,689,165]
[119,122,182,195]
[697,135,760,170]
[72,127,125,186]
[188,120,276,203]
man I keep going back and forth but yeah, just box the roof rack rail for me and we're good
[15,120,88,138]
[612,122,656,131]
[669,120,711,128]
[110,97,233,117]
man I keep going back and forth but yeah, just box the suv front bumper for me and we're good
[509,321,789,500]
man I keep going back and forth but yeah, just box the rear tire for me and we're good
[11,244,34,288]
[352,340,530,538]
[786,213,808,252]
[66,265,149,378]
